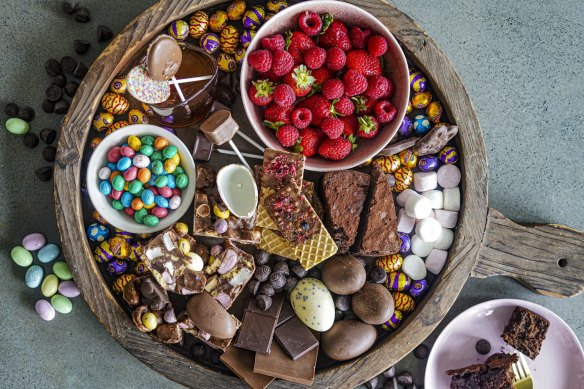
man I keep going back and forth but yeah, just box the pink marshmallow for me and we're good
[425,249,448,274]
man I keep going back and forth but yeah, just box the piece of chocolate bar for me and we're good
[254,340,318,386]
[274,316,319,360]
[220,346,274,389]
[234,294,284,354]
[276,301,295,327]
[192,131,214,161]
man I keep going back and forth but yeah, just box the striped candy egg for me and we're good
[411,91,433,109]
[409,68,427,92]
[128,109,149,125]
[141,102,154,116]
[114,228,133,242]
[239,29,256,47]
[387,271,411,292]
[381,310,403,330]
[220,25,239,54]
[426,101,443,123]
[94,241,114,263]
[92,112,114,131]
[217,52,237,73]
[189,11,209,38]
[392,292,415,313]
[168,20,189,41]
[393,167,413,192]
[106,121,130,136]
[200,33,220,54]
[376,254,403,273]
[242,6,265,30]
[209,10,228,33]
[439,146,458,164]
[110,77,127,94]
[227,0,246,20]
[113,274,135,294]
[234,47,246,64]
[101,92,129,115]
[266,0,287,13]
[373,155,401,174]
[89,137,102,149]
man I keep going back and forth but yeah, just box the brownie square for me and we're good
[446,353,518,389]
[501,306,550,359]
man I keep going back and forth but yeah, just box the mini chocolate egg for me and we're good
[242,6,265,30]
[217,52,237,73]
[227,0,246,20]
[413,114,432,135]
[393,167,413,192]
[209,10,228,33]
[409,68,427,92]
[398,149,417,169]
[168,20,189,41]
[418,155,440,172]
[398,116,413,137]
[93,210,108,225]
[239,29,256,47]
[376,254,403,273]
[101,92,130,115]
[90,137,102,149]
[189,11,209,39]
[352,283,394,325]
[106,121,130,135]
[439,146,458,164]
[321,320,376,361]
[200,33,220,54]
[426,101,443,123]
[128,109,149,125]
[114,228,133,242]
[381,310,403,330]
[109,236,130,259]
[234,47,246,64]
[264,13,275,22]
[94,241,114,263]
[110,77,127,94]
[398,232,412,254]
[113,273,135,294]
[128,241,143,262]
[86,223,110,242]
[373,155,400,174]
[409,279,429,299]
[291,278,335,331]
[92,112,114,131]
[220,25,239,54]
[392,291,415,313]
[266,0,287,13]
[411,91,432,109]
[387,271,411,292]
[321,254,366,295]
[106,259,128,275]
[141,102,154,116]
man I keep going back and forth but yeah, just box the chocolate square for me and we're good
[234,294,284,354]
[275,316,319,360]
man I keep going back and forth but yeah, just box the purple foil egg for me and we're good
[418,155,440,172]
[398,232,411,255]
[106,259,128,275]
[161,115,175,124]
[409,279,429,299]
[398,116,413,137]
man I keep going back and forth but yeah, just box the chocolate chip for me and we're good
[18,106,35,122]
[35,166,53,182]
[43,146,57,162]
[46,85,62,102]
[45,58,62,76]
[73,62,88,79]
[334,310,343,321]
[74,7,91,23]
[273,255,288,262]
[64,81,79,97]
[254,265,271,282]
[255,294,272,311]
[307,267,321,279]
[413,344,429,359]
[383,366,395,378]
[4,103,19,116]
[475,339,491,355]
[334,295,350,311]
[369,266,387,284]
[23,133,39,149]
[273,261,289,276]
[253,250,270,265]
[364,377,378,389]
[54,100,70,114]
[97,25,113,42]
[248,279,260,295]
[73,39,90,55]
[396,371,413,386]
[291,264,307,278]
[284,277,297,292]
[192,342,205,358]
[269,272,286,289]
[259,283,274,297]
[61,1,78,14]
[51,74,67,87]
[60,56,78,74]
[41,99,55,113]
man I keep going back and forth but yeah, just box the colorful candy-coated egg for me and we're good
[25,265,44,288]
[101,92,129,115]
[372,155,401,174]
[110,77,127,94]
[174,222,189,235]
[398,232,411,254]
[376,254,403,273]
[411,91,432,109]
[398,116,413,137]
[220,25,239,54]
[227,0,246,20]
[113,274,135,294]
[418,155,440,172]
[217,52,237,72]
[134,261,149,275]
[105,121,130,135]
[266,0,287,13]
[109,236,130,259]
[58,280,80,298]
[168,20,189,41]
[189,11,209,38]
[141,102,154,116]
[209,10,228,33]
[409,279,429,299]
[392,292,415,313]
[22,233,47,251]
[106,259,128,275]
[94,241,114,263]
[439,146,458,164]
[53,261,73,280]
[406,100,413,114]
[381,310,403,330]
[239,29,256,47]
[242,6,265,30]
[291,278,335,331]
[169,195,181,210]
[38,244,61,263]
[92,112,114,131]
[142,312,158,331]
[234,47,246,64]
[413,114,432,135]
[36,299,56,321]
[200,33,221,54]
[409,68,427,93]
[128,109,149,125]
[41,274,59,297]
[398,149,417,169]
[426,101,443,123]
[90,137,102,149]
[387,271,411,292]
[393,167,413,192]
[86,223,110,242]
[51,294,73,314]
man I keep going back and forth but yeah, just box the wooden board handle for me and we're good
[473,208,584,298]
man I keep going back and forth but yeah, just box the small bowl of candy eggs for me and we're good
[86,124,196,234]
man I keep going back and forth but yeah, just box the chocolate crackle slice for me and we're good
[501,306,550,359]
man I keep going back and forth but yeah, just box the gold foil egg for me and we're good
[128,109,149,125]
[393,167,413,192]
[217,52,237,73]
[92,112,114,131]
[373,155,401,174]
[227,0,246,20]
[398,149,418,169]
[209,10,228,33]
[266,0,287,13]
[234,47,247,64]
[168,20,189,41]
[426,101,444,123]
[220,25,239,54]
[101,92,129,115]
[189,11,209,39]
[110,77,127,94]
[411,91,433,109]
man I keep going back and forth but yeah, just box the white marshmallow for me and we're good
[411,234,433,257]
[415,218,442,243]
[413,171,438,192]
[397,209,415,233]
[443,187,461,211]
[437,164,461,188]
[416,209,435,221]
[434,209,459,228]
[434,228,454,250]
[405,193,432,219]
[421,190,443,209]
[425,249,448,274]
[396,189,417,207]
[402,255,427,280]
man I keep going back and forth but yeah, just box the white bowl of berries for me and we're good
[240,0,410,171]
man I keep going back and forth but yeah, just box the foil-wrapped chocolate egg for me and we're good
[413,114,432,135]
[87,223,110,242]
[135,261,149,275]
[398,116,413,137]
[398,232,411,255]
[227,0,246,20]
[128,109,149,125]
[106,121,130,135]
[209,11,228,33]
[113,274,135,294]
[106,259,128,275]
[101,92,129,115]
[93,210,108,225]
[242,6,265,30]
[234,47,246,64]
[110,77,127,94]
[128,241,143,262]
[393,167,413,192]
[189,11,209,39]
[264,13,275,22]
[373,155,401,174]
[141,102,154,116]
[114,228,133,242]
[409,68,427,93]
[376,254,403,273]
[94,241,114,264]
[266,0,287,13]
[92,112,114,131]
[217,52,237,73]
[392,292,415,313]
[409,279,429,299]
[239,29,256,47]
[168,20,189,41]
[418,155,440,172]
[387,271,411,292]
[399,149,417,169]
[411,91,432,109]
[439,146,458,164]
[426,101,443,123]
[220,25,239,54]
[406,100,413,114]
[90,137,102,149]
[109,236,130,259]
[381,310,403,330]
[200,33,220,54]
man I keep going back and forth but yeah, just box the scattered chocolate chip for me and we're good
[383,366,395,378]
[273,261,289,276]
[413,344,429,359]
[73,39,90,55]
[97,25,113,42]
[396,371,413,386]
[61,1,78,14]
[284,277,297,292]
[64,81,79,97]
[74,7,91,23]
[4,103,19,116]
[475,339,491,355]
[291,264,307,278]
[273,255,288,262]
[259,283,274,297]
[35,166,53,182]
[45,58,62,76]
[73,62,88,79]
[334,309,344,321]
[334,295,350,311]
[255,294,272,311]
[51,74,67,87]
[307,267,321,279]
[253,250,270,265]
[18,106,35,122]
[369,266,387,284]
[43,146,57,162]
[60,56,78,74]
[41,99,55,113]
[254,265,271,282]
[365,377,378,389]
[46,85,63,102]
[192,342,205,358]
[54,100,70,114]
[248,279,260,296]
[269,272,286,289]
[23,133,39,149]
[218,74,230,89]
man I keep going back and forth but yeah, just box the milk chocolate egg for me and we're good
[351,283,394,325]
[110,77,127,94]
[189,11,209,39]
[321,320,376,361]
[227,0,246,21]
[220,25,239,54]
[321,254,366,295]
[101,92,129,115]
[92,112,114,131]
[209,11,228,33]
[290,278,335,332]
[186,292,238,339]
[242,6,265,30]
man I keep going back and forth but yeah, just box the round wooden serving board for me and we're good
[54,0,584,387]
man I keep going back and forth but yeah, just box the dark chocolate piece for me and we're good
[140,276,171,311]
[40,129,56,145]
[4,103,19,116]
[61,1,79,14]
[54,100,70,114]
[60,56,77,74]
[414,125,458,156]
[23,133,39,149]
[274,316,319,360]
[254,340,318,386]
[42,146,57,162]
[35,166,52,182]
[51,74,67,87]
[73,62,88,79]
[73,39,90,55]
[41,99,55,113]
[221,346,274,389]
[234,294,284,354]
[276,301,295,327]
[476,339,491,355]
[74,7,91,23]
[44,59,61,76]
[501,306,549,359]
[192,132,214,161]
[64,81,79,97]
[18,106,35,122]
[97,25,113,42]
[155,323,182,344]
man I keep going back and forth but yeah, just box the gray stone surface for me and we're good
[0,1,582,388]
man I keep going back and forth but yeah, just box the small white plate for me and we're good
[425,299,584,389]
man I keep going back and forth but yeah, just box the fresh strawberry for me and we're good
[297,94,332,126]
[343,70,368,96]
[357,115,379,138]
[283,65,315,97]
[304,47,326,70]
[291,108,312,129]
[367,35,388,57]
[322,79,344,100]
[311,67,333,86]
[339,115,359,136]
[295,127,325,157]
[325,47,346,71]
[352,95,377,115]
[264,104,292,124]
[285,30,317,65]
[248,50,273,73]
[272,84,296,107]
[365,75,389,99]
[321,117,344,139]
[320,20,352,51]
[318,137,352,160]
[350,26,372,49]
[276,125,300,147]
[331,96,354,116]
[270,49,294,77]
[374,100,396,124]
[298,11,322,36]
[346,50,382,76]
[248,79,274,106]
[261,34,285,51]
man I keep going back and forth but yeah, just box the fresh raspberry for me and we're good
[270,49,294,77]
[339,115,359,136]
[325,47,346,71]
[298,11,322,36]
[311,67,333,86]
[346,50,382,76]
[383,77,395,98]
[321,117,344,139]
[283,65,316,97]
[286,31,317,65]
[276,125,300,147]
[331,96,354,116]
[357,115,379,138]
[365,75,389,99]
[320,20,352,51]
[352,95,377,114]
[261,34,285,51]
[248,50,273,73]
[350,26,372,49]
[367,35,388,57]
[374,100,396,124]
[321,79,344,100]
[291,108,312,129]
[295,127,326,157]
[264,104,292,124]
[318,137,353,160]
[272,84,296,107]
[248,79,274,106]
[304,47,327,70]
[343,70,368,96]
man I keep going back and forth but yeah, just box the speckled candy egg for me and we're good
[266,0,287,13]
[439,146,458,164]
[101,92,129,115]
[376,254,403,273]
[409,279,429,299]
[134,261,149,275]
[290,278,335,332]
[128,109,149,125]
[220,25,239,54]
[411,91,432,109]
[90,137,102,149]
[109,236,130,259]
[92,112,114,131]
[110,77,127,94]
[398,149,417,169]
[209,11,228,33]
[381,310,403,330]
[398,232,411,254]
[242,6,265,30]
[426,101,443,123]
[418,155,440,172]
[239,30,256,47]
[373,155,400,174]
[189,11,209,39]
[234,47,246,64]
[141,102,154,116]
[113,274,135,294]
[387,271,411,292]
[200,33,220,54]
[393,167,413,192]
[128,241,143,262]
[106,121,130,135]
[86,223,110,242]
[409,68,427,92]
[392,292,415,313]
[413,114,432,135]
[168,20,189,41]
[94,241,114,263]
[227,0,246,20]
[217,53,237,72]
[398,116,413,137]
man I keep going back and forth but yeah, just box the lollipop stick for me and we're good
[216,148,264,160]
[235,131,265,152]
[169,75,214,84]
[228,140,251,169]
[171,76,187,102]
